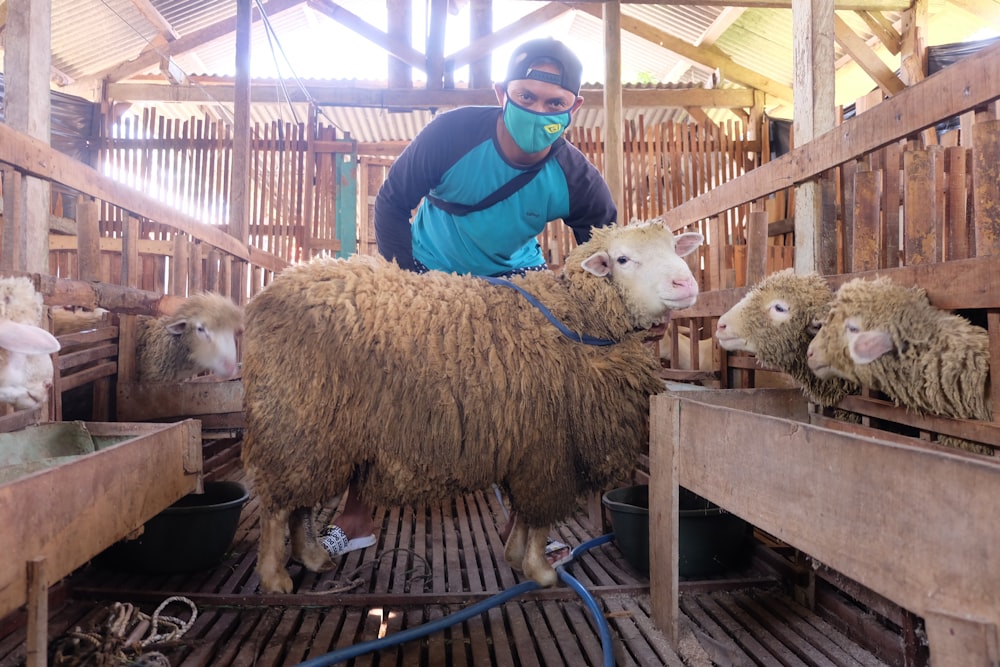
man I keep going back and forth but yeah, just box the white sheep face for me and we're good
[165,318,240,379]
[716,296,798,353]
[581,229,702,321]
[0,320,61,410]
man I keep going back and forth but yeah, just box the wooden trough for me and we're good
[0,419,202,660]
[649,387,1000,666]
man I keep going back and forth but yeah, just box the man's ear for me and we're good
[570,96,584,114]
[494,83,507,106]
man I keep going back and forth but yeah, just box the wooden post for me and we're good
[230,0,252,304]
[972,120,1000,257]
[745,207,768,286]
[26,558,47,667]
[791,0,836,275]
[648,394,679,646]
[603,2,624,218]
[386,0,412,89]
[76,196,101,282]
[3,0,52,273]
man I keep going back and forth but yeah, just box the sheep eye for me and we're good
[197,324,207,333]
[846,323,860,334]
[773,303,788,314]
[615,255,629,265]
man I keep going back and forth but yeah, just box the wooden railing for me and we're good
[647,40,1000,666]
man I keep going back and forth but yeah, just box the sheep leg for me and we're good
[522,525,558,588]
[503,514,528,572]
[257,506,294,594]
[289,506,337,573]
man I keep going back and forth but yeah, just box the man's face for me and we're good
[504,64,580,115]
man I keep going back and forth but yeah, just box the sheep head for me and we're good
[565,221,702,330]
[163,292,244,379]
[715,269,856,407]
[0,320,61,410]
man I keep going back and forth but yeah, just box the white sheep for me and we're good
[241,221,703,593]
[51,306,110,336]
[135,292,243,383]
[807,276,992,426]
[715,269,858,407]
[0,277,61,410]
[659,323,715,371]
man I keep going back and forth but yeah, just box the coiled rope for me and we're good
[51,595,198,667]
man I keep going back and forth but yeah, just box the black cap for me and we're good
[504,37,583,96]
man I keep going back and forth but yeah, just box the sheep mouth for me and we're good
[715,333,749,352]
[807,360,836,379]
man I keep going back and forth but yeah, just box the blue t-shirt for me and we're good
[374,106,617,277]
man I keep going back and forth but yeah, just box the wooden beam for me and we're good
[308,0,427,72]
[853,10,901,55]
[563,0,908,7]
[89,0,307,85]
[446,3,572,71]
[604,2,624,216]
[576,3,794,103]
[657,40,1000,233]
[105,81,757,109]
[833,14,905,96]
[128,0,180,40]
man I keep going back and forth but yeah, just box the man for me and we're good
[321,37,617,559]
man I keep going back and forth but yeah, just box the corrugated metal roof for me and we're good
[12,0,1000,145]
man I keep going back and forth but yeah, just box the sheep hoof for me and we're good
[297,542,337,573]
[258,570,294,594]
[524,560,558,588]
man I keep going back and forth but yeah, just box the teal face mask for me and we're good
[502,99,571,154]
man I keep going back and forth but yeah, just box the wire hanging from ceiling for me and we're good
[253,0,347,136]
[97,0,237,126]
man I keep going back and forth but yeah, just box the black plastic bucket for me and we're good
[101,480,249,574]
[602,484,752,577]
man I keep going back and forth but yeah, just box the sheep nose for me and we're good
[716,321,727,332]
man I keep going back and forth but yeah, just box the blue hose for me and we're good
[295,533,617,667]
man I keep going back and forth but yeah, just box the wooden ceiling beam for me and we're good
[576,3,793,103]
[560,0,909,8]
[833,14,905,96]
[88,0,307,85]
[447,2,572,71]
[308,0,427,72]
[853,10,901,55]
[128,0,180,40]
[105,81,757,109]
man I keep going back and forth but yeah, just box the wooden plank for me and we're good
[851,169,881,272]
[659,41,1000,232]
[116,379,243,422]
[972,119,1000,257]
[652,391,1000,635]
[0,420,202,619]
[945,146,970,260]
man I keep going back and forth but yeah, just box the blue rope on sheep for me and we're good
[293,533,617,667]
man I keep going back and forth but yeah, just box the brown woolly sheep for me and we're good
[242,221,703,593]
[714,269,858,406]
[136,292,243,383]
[0,277,61,410]
[807,276,992,428]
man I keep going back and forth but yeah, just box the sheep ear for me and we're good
[673,232,704,258]
[165,319,188,335]
[581,252,613,277]
[806,318,823,336]
[0,321,61,354]
[850,331,894,364]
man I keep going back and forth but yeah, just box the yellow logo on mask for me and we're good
[543,123,564,135]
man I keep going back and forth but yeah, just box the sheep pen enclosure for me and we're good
[0,28,998,667]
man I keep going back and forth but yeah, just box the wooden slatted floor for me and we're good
[0,437,896,667]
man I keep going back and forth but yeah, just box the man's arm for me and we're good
[558,146,619,244]
[374,110,475,270]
